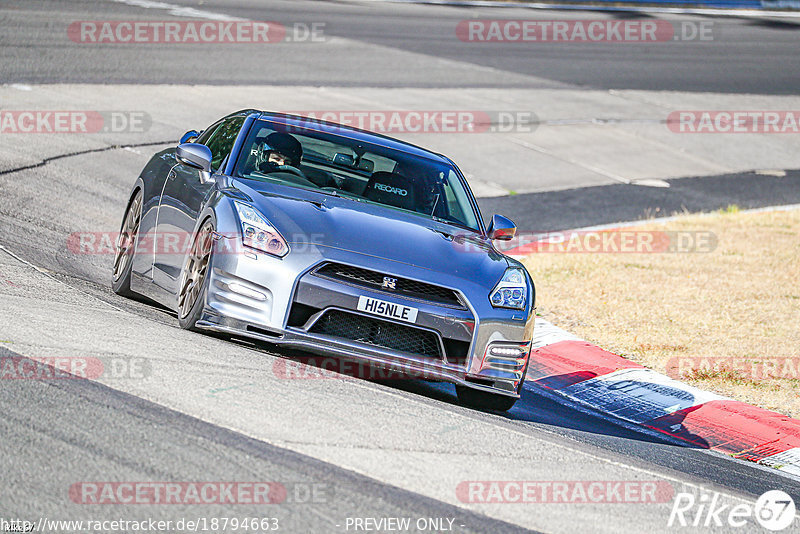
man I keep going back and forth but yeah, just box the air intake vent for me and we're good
[309,310,443,360]
[314,263,465,309]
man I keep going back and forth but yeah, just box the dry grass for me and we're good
[522,207,800,417]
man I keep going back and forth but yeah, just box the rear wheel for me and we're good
[112,190,142,297]
[456,385,518,412]
[178,220,215,331]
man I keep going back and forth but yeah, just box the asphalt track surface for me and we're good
[480,169,800,231]
[2,1,800,533]
[0,341,533,534]
[1,0,799,93]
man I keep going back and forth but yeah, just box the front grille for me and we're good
[308,310,443,360]
[314,263,464,308]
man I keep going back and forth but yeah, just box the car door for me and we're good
[152,116,245,293]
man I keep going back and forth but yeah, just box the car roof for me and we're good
[251,111,452,164]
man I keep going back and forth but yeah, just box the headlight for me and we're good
[489,267,528,310]
[234,201,288,257]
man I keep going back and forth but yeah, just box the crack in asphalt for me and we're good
[0,140,172,177]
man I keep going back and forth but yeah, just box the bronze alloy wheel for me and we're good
[178,220,214,319]
[112,191,142,282]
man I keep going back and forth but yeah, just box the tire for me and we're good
[177,219,215,331]
[112,190,142,298]
[456,385,518,412]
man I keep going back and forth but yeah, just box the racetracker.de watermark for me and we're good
[456,480,674,503]
[482,230,718,255]
[281,110,539,134]
[273,356,458,381]
[668,111,800,133]
[0,356,151,380]
[456,19,714,43]
[68,21,326,43]
[0,111,150,134]
[67,231,325,256]
[69,482,331,505]
[665,356,800,381]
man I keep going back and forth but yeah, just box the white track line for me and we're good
[109,0,246,21]
[359,0,800,19]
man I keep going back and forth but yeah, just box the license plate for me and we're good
[357,296,419,323]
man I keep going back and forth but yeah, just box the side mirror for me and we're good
[487,214,516,241]
[176,143,212,172]
[180,130,200,144]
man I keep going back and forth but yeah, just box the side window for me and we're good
[202,117,245,172]
[195,122,221,146]
[441,170,477,228]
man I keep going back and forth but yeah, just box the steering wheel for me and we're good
[273,165,306,179]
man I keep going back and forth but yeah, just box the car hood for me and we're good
[232,179,509,283]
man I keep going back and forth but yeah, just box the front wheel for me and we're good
[112,190,142,298]
[456,385,518,412]
[178,219,215,331]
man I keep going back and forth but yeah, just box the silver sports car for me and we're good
[113,110,535,411]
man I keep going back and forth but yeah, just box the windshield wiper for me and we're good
[429,215,478,234]
[316,188,366,203]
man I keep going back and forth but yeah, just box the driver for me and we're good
[256,132,305,176]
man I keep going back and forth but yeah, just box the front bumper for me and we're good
[197,313,530,397]
[199,242,534,397]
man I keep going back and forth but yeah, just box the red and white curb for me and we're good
[526,317,800,476]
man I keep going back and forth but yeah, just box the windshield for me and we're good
[233,119,481,232]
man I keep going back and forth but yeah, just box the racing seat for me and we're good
[362,172,417,211]
[241,131,270,174]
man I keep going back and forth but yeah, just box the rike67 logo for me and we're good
[669,490,796,531]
